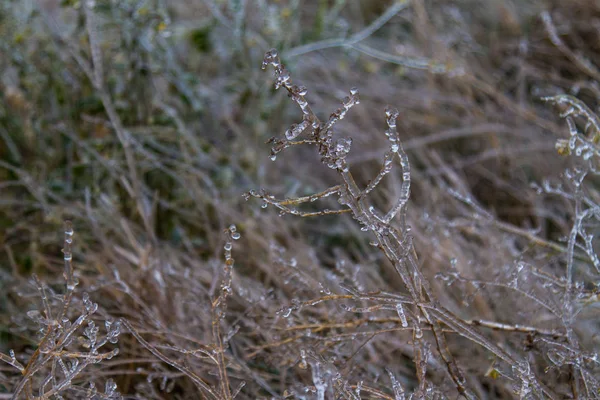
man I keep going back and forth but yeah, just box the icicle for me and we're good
[396,303,409,327]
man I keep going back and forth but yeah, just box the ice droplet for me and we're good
[299,349,307,369]
[262,49,279,69]
[105,379,118,395]
[414,325,423,339]
[285,119,310,140]
[396,303,409,327]
[297,85,308,96]
[385,106,399,127]
[335,138,352,155]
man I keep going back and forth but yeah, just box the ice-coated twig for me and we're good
[257,49,486,398]
[387,369,406,400]
[210,224,241,400]
[251,185,341,206]
[243,188,351,217]
[8,221,123,400]
[324,88,360,131]
[381,107,411,226]
[0,350,24,373]
[32,274,53,326]
[254,48,571,398]
[542,95,600,160]
[122,319,220,400]
[363,152,395,195]
[466,319,566,338]
[60,221,76,321]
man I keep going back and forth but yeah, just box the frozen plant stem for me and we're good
[211,225,242,400]
[245,49,555,398]
[5,221,123,399]
[541,93,600,398]
[122,225,242,400]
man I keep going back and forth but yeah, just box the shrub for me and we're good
[244,48,600,399]
[1,1,599,399]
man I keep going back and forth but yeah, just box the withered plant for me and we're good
[243,48,600,399]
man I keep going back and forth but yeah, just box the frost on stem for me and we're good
[395,302,409,328]
[120,226,242,400]
[297,350,341,400]
[542,94,600,160]
[387,369,406,400]
[543,94,600,275]
[4,221,122,400]
[210,224,241,399]
[63,220,76,290]
[213,224,240,318]
[261,48,360,163]
[253,48,581,398]
[253,49,413,230]
[262,49,318,150]
[255,49,490,397]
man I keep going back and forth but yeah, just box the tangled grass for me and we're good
[0,0,599,398]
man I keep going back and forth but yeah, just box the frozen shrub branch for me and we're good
[246,48,563,398]
[121,225,242,400]
[542,95,600,161]
[1,222,122,400]
[540,94,600,398]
